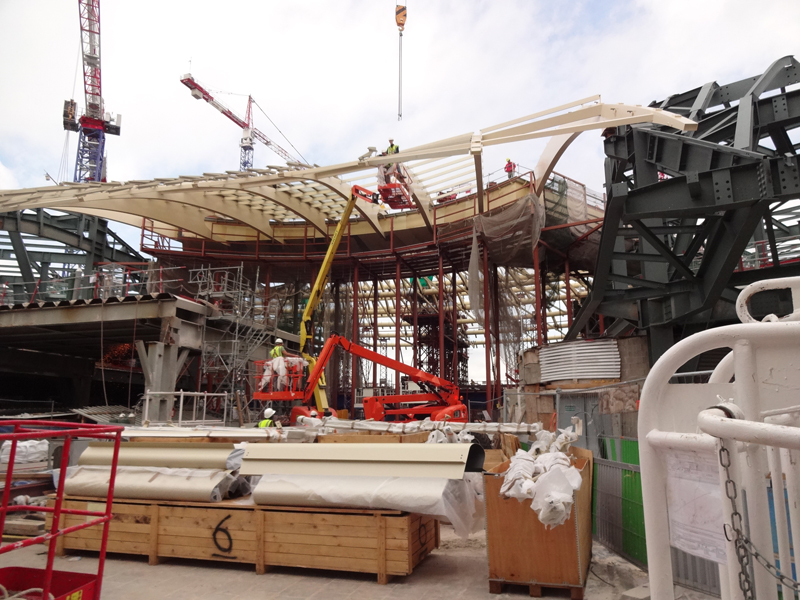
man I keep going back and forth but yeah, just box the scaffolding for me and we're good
[190,265,272,395]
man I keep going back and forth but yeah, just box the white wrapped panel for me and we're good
[539,339,620,383]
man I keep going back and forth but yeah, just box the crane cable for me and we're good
[396,4,407,121]
[398,31,403,121]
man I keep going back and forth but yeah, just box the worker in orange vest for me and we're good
[504,158,516,180]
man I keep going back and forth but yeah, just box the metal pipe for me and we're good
[766,445,793,600]
[395,259,401,393]
[645,430,717,452]
[178,389,184,426]
[697,410,800,451]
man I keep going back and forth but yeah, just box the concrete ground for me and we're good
[1,526,715,599]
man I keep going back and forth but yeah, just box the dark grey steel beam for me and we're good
[8,231,35,295]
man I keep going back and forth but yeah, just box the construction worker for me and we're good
[270,338,296,359]
[504,158,516,180]
[258,407,276,428]
[378,138,400,186]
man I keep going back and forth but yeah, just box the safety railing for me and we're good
[252,358,306,401]
[142,390,231,427]
[640,276,800,600]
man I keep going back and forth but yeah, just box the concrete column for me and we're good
[135,341,190,422]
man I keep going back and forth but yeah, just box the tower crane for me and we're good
[62,0,122,183]
[180,74,303,170]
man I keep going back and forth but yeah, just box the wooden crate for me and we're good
[47,497,438,584]
[317,431,429,444]
[483,446,593,599]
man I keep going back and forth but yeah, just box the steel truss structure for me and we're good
[568,56,800,362]
[0,209,144,303]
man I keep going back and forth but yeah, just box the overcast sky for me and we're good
[1,0,797,197]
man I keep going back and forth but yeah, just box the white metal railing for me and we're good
[640,277,800,600]
[143,390,231,427]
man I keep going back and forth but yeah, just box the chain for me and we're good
[719,443,800,597]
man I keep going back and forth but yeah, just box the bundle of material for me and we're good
[258,356,308,391]
[63,465,241,502]
[499,426,582,528]
[63,441,250,502]
[425,425,475,444]
[316,417,542,436]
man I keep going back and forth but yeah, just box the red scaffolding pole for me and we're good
[395,259,402,393]
[350,264,359,418]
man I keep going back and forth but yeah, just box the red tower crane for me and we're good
[62,0,121,182]
[180,74,302,170]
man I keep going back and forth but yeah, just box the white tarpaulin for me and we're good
[252,473,483,538]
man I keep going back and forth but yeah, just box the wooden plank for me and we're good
[159,510,256,532]
[376,515,388,584]
[264,511,380,528]
[263,552,409,576]
[157,535,258,552]
[63,518,149,534]
[149,504,159,565]
[64,537,149,555]
[255,510,265,575]
[483,449,508,472]
[264,541,407,562]
[64,528,149,544]
[266,522,377,538]
[157,525,256,541]
[158,544,256,563]
[4,517,45,536]
[265,532,380,549]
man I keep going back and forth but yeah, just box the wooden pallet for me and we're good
[489,580,585,599]
[47,496,438,584]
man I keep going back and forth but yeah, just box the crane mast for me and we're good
[62,0,121,183]
[180,74,301,169]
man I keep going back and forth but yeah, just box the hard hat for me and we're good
[275,338,283,344]
[389,138,394,141]
[506,158,511,161]
[310,410,318,417]
[263,408,276,419]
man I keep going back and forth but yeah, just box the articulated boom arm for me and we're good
[304,334,460,408]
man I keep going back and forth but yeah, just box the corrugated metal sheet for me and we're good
[539,339,620,383]
[241,443,485,479]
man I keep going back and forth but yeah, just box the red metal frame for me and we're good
[0,420,123,600]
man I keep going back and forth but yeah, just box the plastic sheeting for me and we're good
[1,440,48,464]
[78,442,244,470]
[252,473,483,538]
[259,356,309,391]
[469,194,546,325]
[63,465,238,502]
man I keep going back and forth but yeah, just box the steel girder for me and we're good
[567,56,800,359]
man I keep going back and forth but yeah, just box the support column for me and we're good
[438,254,445,378]
[350,264,359,418]
[373,277,379,388]
[533,243,543,347]
[452,266,458,383]
[135,341,190,422]
[412,274,418,369]
[492,264,501,399]
[483,244,491,409]
[564,257,572,329]
[395,259,401,393]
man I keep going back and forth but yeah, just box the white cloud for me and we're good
[0,159,19,190]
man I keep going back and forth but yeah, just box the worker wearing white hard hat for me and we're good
[258,407,276,428]
[270,338,297,359]
[377,138,400,186]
